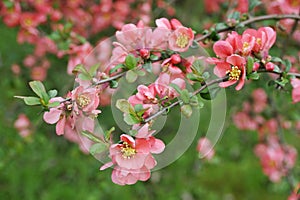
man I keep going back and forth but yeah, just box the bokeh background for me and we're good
[1,0,299,199]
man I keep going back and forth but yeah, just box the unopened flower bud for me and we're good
[171,54,181,64]
[265,62,274,71]
[140,49,150,59]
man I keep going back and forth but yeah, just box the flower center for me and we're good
[24,19,32,27]
[226,66,241,81]
[121,142,136,159]
[256,38,261,46]
[176,33,189,48]
[76,94,91,108]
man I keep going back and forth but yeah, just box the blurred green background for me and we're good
[1,1,300,199]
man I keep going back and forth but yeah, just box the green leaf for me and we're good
[200,87,221,100]
[215,23,229,31]
[248,72,260,80]
[135,70,146,76]
[126,70,138,83]
[15,96,41,106]
[109,80,118,88]
[283,59,291,72]
[116,99,131,113]
[134,104,144,112]
[89,143,108,157]
[124,114,140,125]
[190,95,204,109]
[89,63,100,76]
[271,57,283,63]
[273,65,281,73]
[125,54,137,70]
[129,129,138,136]
[248,0,261,12]
[48,90,58,98]
[150,54,159,61]
[180,89,190,104]
[228,11,240,21]
[191,60,205,74]
[169,83,182,95]
[142,62,152,73]
[81,131,102,143]
[47,101,60,108]
[104,127,115,141]
[29,81,49,103]
[109,64,124,74]
[72,64,92,81]
[181,105,193,118]
[246,56,254,75]
[275,77,289,87]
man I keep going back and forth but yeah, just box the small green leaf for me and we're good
[248,0,261,12]
[215,23,229,31]
[129,129,138,136]
[169,83,182,95]
[150,54,159,61]
[125,54,137,70]
[142,62,152,73]
[116,99,131,113]
[283,59,291,72]
[109,80,118,88]
[89,63,100,76]
[246,56,254,75]
[47,101,60,108]
[273,65,281,73]
[134,104,144,112]
[180,89,190,104]
[248,72,260,80]
[48,90,58,98]
[29,81,49,103]
[109,64,124,74]
[135,70,146,76]
[126,70,138,83]
[104,127,115,141]
[271,57,283,63]
[200,87,221,100]
[181,105,193,118]
[81,131,102,143]
[89,143,108,157]
[15,96,41,106]
[124,114,140,125]
[228,11,240,21]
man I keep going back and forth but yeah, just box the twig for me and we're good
[144,77,228,123]
[195,14,300,42]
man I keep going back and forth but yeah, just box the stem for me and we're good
[195,14,300,42]
[144,77,227,123]
[257,69,300,78]
[93,71,127,86]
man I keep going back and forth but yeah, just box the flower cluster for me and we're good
[254,136,297,182]
[208,27,276,90]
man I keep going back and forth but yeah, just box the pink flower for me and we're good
[254,137,297,182]
[215,54,246,90]
[71,86,100,115]
[14,113,32,138]
[252,88,267,113]
[100,124,165,185]
[291,78,300,103]
[43,97,74,135]
[168,26,194,52]
[233,112,258,131]
[197,137,215,160]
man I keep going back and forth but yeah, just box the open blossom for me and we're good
[14,113,32,138]
[71,86,101,115]
[100,124,165,185]
[291,78,300,103]
[128,73,185,118]
[254,137,297,182]
[197,137,215,160]
[215,54,246,90]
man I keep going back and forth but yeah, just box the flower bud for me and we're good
[140,49,150,59]
[171,54,181,64]
[266,62,274,71]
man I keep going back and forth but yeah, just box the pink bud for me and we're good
[266,62,274,71]
[171,54,181,64]
[140,49,150,59]
[253,62,260,71]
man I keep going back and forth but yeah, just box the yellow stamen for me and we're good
[121,142,136,159]
[76,95,91,108]
[226,66,241,81]
[176,33,189,48]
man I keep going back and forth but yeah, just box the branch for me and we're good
[257,69,300,78]
[195,14,300,42]
[93,71,127,86]
[144,77,228,123]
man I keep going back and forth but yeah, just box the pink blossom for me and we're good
[197,137,215,160]
[30,67,47,81]
[14,114,32,138]
[215,54,246,90]
[291,78,300,103]
[168,26,194,52]
[71,86,100,115]
[11,64,21,76]
[101,124,165,185]
[252,88,267,113]
[233,112,258,130]
[254,137,297,182]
